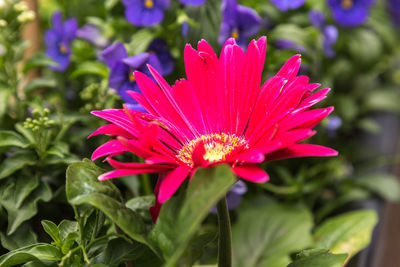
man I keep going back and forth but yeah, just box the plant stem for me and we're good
[217,195,232,267]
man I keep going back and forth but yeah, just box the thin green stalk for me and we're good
[217,195,232,267]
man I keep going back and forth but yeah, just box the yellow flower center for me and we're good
[231,29,239,40]
[144,0,154,9]
[341,0,353,10]
[59,44,68,54]
[129,72,135,82]
[177,133,248,167]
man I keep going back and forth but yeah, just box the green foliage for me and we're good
[288,249,347,267]
[314,210,378,260]
[150,165,236,266]
[232,199,313,267]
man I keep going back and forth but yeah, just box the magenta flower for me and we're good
[90,37,337,221]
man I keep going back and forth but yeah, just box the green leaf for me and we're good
[0,223,37,251]
[23,53,56,73]
[232,199,314,267]
[128,29,154,55]
[0,179,52,234]
[15,123,35,145]
[0,244,62,267]
[149,165,237,266]
[0,131,29,149]
[61,232,79,254]
[313,210,378,261]
[58,220,79,241]
[92,238,162,267]
[287,249,347,267]
[66,159,148,245]
[70,61,108,79]
[355,174,400,201]
[41,220,62,247]
[126,195,155,222]
[0,89,10,119]
[24,78,57,93]
[0,150,37,179]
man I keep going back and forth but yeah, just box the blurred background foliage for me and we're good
[0,0,399,266]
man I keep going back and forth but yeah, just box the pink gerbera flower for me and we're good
[90,36,337,221]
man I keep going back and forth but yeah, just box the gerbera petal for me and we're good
[276,54,301,80]
[107,157,175,170]
[88,124,134,139]
[266,144,338,162]
[91,140,128,161]
[99,167,163,181]
[158,166,191,203]
[232,164,269,183]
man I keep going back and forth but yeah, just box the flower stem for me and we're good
[217,195,232,267]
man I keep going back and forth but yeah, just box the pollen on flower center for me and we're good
[59,44,68,54]
[177,133,248,167]
[341,0,353,10]
[231,29,239,39]
[129,72,135,82]
[144,0,154,9]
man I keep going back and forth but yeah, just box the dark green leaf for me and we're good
[0,223,37,251]
[0,150,37,179]
[23,53,57,72]
[92,238,162,267]
[66,159,149,246]
[314,210,378,261]
[0,179,52,234]
[70,61,108,79]
[149,165,237,266]
[287,249,347,267]
[0,131,29,149]
[58,220,78,241]
[15,123,35,145]
[41,220,62,247]
[232,199,314,267]
[0,244,62,267]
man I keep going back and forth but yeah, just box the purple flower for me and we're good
[309,10,326,29]
[326,115,342,137]
[271,0,305,11]
[101,42,162,111]
[218,0,261,48]
[181,22,190,37]
[179,0,206,6]
[309,10,338,58]
[327,0,375,27]
[76,24,109,48]
[274,39,306,53]
[211,180,247,213]
[44,12,77,72]
[388,0,400,26]
[122,0,170,27]
[147,39,174,75]
[323,25,338,58]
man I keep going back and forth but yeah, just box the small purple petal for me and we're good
[148,39,174,75]
[77,24,109,48]
[323,25,338,58]
[237,5,262,37]
[63,18,78,42]
[181,22,190,37]
[309,10,326,29]
[101,42,128,68]
[271,0,306,11]
[179,0,205,6]
[122,53,150,68]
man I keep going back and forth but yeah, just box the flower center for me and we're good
[129,72,136,82]
[231,29,239,40]
[177,133,248,167]
[144,0,154,9]
[341,0,353,10]
[59,44,68,54]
